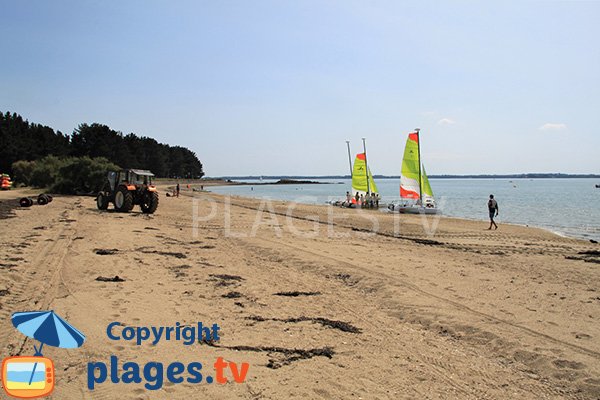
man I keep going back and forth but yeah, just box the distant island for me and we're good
[220,178,332,185]
[210,173,600,180]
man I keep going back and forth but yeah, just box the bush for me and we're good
[29,155,64,188]
[11,160,36,186]
[51,157,119,194]
[10,156,119,194]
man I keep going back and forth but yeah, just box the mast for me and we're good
[362,137,371,195]
[415,128,422,204]
[346,141,353,179]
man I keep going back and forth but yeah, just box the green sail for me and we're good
[351,153,379,194]
[368,169,378,193]
[421,164,434,199]
[400,133,421,199]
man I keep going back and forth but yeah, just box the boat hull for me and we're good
[327,200,356,208]
[388,204,439,215]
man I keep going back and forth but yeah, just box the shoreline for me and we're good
[192,184,595,244]
[3,183,596,243]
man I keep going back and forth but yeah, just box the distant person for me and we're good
[359,193,364,207]
[201,185,204,191]
[176,183,180,198]
[374,193,380,208]
[488,194,498,230]
[346,191,352,204]
[364,192,371,208]
[355,192,360,204]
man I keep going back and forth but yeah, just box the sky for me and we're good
[1,0,599,176]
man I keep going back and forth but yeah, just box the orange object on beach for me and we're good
[1,174,12,190]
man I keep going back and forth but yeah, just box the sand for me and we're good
[0,186,599,399]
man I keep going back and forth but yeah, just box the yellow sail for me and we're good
[351,153,378,195]
[421,164,434,201]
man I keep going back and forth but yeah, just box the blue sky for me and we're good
[1,1,598,175]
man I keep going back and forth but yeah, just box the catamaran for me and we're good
[389,129,439,214]
[329,139,380,208]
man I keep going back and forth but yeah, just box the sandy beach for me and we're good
[1,186,599,399]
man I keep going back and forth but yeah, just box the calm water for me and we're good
[210,178,600,241]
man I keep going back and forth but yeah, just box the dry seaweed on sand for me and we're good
[273,291,321,297]
[246,315,361,333]
[95,275,126,282]
[94,248,119,255]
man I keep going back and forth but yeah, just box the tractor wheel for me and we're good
[114,187,133,212]
[37,194,48,205]
[96,192,109,210]
[19,197,33,207]
[141,191,159,214]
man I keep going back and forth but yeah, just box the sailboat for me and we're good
[389,129,439,214]
[350,152,379,205]
[329,140,379,208]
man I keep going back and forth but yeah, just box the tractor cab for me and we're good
[122,169,155,186]
[109,169,155,191]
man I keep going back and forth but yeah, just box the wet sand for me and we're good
[0,187,599,399]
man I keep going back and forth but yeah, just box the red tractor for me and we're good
[96,169,159,213]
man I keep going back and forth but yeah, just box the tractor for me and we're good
[96,169,159,213]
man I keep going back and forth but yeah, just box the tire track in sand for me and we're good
[243,236,586,399]
[0,202,81,356]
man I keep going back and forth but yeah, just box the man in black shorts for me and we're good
[488,194,498,230]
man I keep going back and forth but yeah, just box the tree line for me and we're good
[0,111,204,178]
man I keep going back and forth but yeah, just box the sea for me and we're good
[209,178,600,241]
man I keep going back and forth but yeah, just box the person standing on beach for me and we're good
[176,183,180,198]
[488,194,498,230]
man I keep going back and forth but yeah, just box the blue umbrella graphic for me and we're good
[11,311,86,385]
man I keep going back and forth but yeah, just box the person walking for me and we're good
[488,194,498,230]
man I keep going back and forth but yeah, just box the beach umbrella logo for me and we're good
[1,310,85,398]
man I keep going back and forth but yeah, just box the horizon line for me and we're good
[206,173,600,179]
